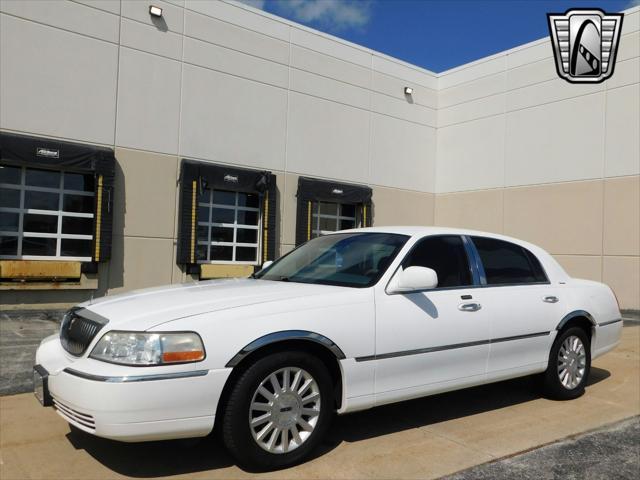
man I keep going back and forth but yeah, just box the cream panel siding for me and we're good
[434,189,504,233]
[371,55,438,90]
[287,92,369,184]
[291,45,371,88]
[180,64,287,170]
[554,255,602,282]
[0,0,119,43]
[438,56,506,89]
[73,0,121,15]
[290,27,371,68]
[439,72,506,108]
[438,94,505,127]
[290,69,370,110]
[605,84,640,178]
[371,71,437,109]
[0,14,118,145]
[506,57,558,91]
[115,48,181,154]
[184,9,289,65]
[370,114,436,192]
[505,94,605,187]
[436,116,505,193]
[506,77,602,112]
[605,57,640,89]
[183,36,288,88]
[120,17,183,60]
[503,180,604,256]
[121,0,184,34]
[603,256,640,310]
[371,93,436,127]
[185,0,290,42]
[618,31,639,61]
[603,176,640,256]
[372,186,435,226]
[505,40,551,70]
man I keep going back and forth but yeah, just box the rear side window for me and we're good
[403,235,472,288]
[472,237,548,285]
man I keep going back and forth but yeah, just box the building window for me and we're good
[0,165,95,261]
[196,188,261,264]
[311,202,360,238]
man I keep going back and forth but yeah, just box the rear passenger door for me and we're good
[470,237,562,379]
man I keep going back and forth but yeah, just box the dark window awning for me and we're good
[295,177,373,245]
[0,132,115,263]
[176,160,277,268]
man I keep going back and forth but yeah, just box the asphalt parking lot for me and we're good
[1,321,638,479]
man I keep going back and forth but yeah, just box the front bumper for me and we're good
[35,335,232,442]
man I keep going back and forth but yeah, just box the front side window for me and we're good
[311,202,360,238]
[403,235,473,288]
[0,165,94,260]
[255,232,408,287]
[472,236,548,285]
[196,188,261,264]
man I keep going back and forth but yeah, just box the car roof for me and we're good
[336,226,513,241]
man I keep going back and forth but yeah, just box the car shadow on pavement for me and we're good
[65,367,611,477]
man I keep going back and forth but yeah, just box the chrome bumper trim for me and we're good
[63,368,209,383]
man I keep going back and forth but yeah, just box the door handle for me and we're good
[458,302,482,312]
[543,296,559,304]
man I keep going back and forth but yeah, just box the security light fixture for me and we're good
[149,5,163,17]
[404,86,413,95]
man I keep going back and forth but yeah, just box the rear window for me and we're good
[472,237,547,285]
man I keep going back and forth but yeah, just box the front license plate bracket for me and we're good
[33,365,53,407]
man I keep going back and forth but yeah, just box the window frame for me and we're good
[468,236,550,287]
[196,188,262,265]
[311,201,361,238]
[0,165,95,261]
[385,234,550,295]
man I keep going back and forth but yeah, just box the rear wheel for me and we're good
[222,351,333,470]
[542,326,591,400]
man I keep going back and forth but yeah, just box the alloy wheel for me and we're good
[557,335,587,389]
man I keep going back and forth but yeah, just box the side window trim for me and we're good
[469,235,551,288]
[462,235,486,285]
[396,234,480,291]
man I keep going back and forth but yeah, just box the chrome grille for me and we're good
[59,309,107,356]
[52,397,96,431]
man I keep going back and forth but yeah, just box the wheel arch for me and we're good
[215,331,346,427]
[556,310,596,339]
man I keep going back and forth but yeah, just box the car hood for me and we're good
[79,279,350,331]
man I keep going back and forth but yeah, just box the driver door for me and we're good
[373,235,490,402]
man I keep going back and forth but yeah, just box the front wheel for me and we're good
[542,327,591,400]
[221,351,334,470]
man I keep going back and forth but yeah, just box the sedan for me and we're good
[34,227,623,470]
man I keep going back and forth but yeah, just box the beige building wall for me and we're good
[434,8,640,309]
[1,2,638,309]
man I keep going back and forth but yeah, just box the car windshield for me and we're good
[254,232,409,288]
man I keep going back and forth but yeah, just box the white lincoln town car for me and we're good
[34,227,623,469]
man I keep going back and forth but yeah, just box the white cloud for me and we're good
[273,0,372,31]
[236,0,267,9]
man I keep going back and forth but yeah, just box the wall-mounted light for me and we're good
[149,5,163,17]
[404,86,413,95]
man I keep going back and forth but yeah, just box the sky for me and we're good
[237,0,637,72]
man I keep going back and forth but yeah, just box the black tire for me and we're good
[221,351,334,471]
[542,326,591,400]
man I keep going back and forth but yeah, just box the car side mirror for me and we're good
[261,260,274,270]
[388,266,438,294]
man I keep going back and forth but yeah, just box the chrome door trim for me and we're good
[354,330,550,362]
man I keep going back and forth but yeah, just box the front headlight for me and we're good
[89,331,205,366]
